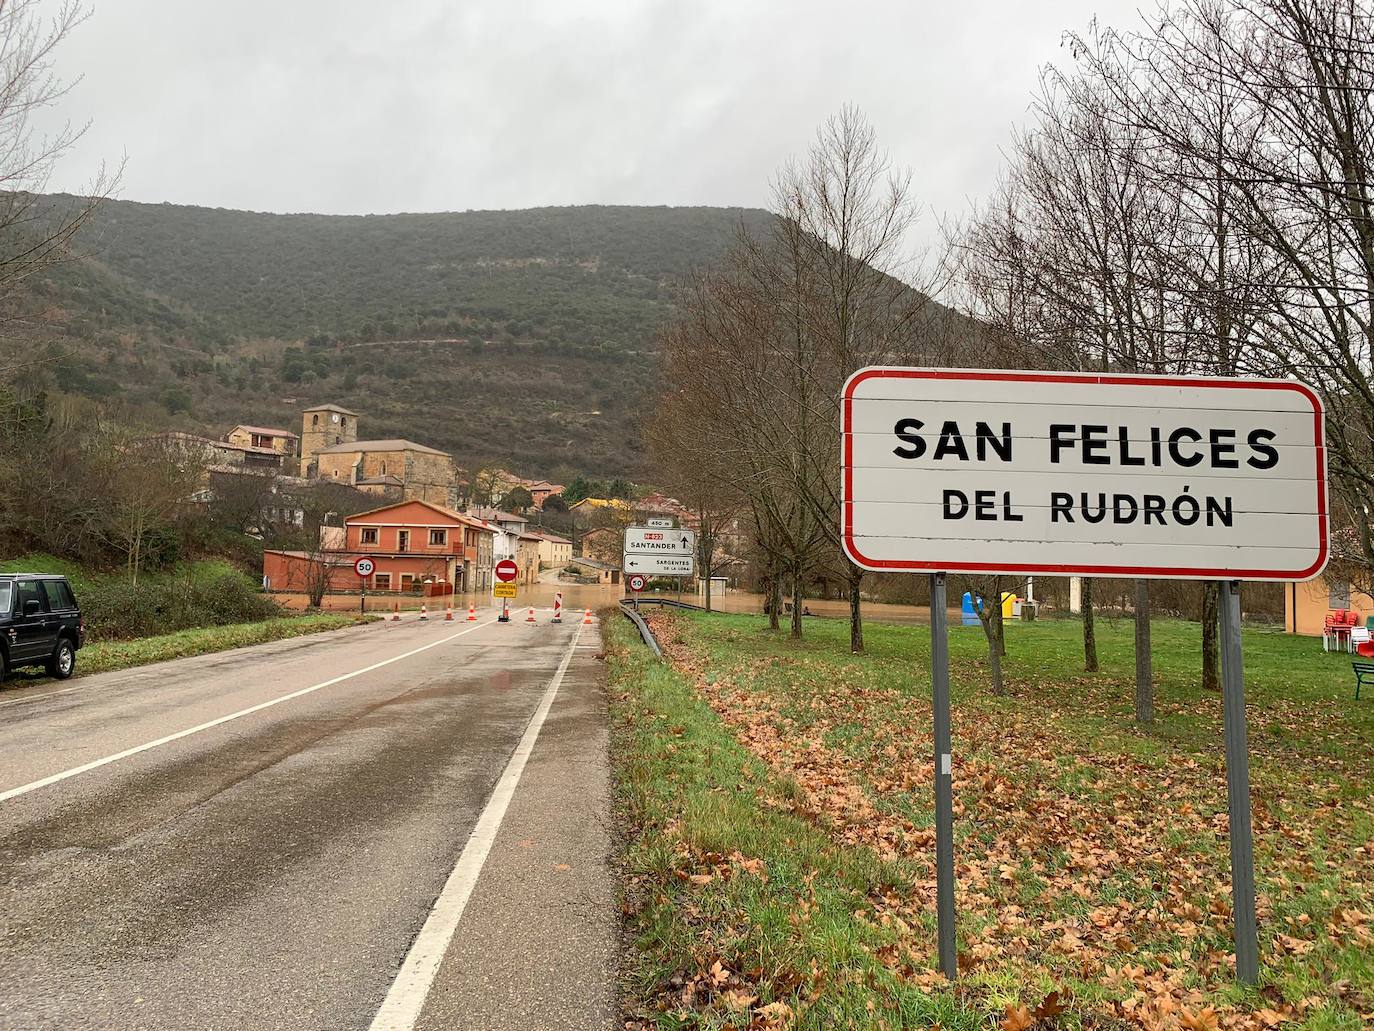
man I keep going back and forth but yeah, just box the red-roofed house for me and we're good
[262,499,496,597]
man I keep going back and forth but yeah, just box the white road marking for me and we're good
[0,687,80,709]
[368,623,585,1031]
[0,619,500,805]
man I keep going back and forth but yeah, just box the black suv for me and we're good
[0,574,84,683]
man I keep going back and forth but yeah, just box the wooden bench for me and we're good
[1354,661,1374,700]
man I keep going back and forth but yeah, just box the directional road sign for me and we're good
[494,558,519,583]
[622,553,694,576]
[624,527,695,555]
[354,556,375,578]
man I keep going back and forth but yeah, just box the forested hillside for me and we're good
[12,197,952,479]
[9,198,782,479]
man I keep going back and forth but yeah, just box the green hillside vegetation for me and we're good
[16,198,783,478]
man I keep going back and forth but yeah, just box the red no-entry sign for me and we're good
[494,559,519,583]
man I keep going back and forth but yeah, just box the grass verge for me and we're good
[615,609,1374,1031]
[66,613,374,679]
[608,613,982,1031]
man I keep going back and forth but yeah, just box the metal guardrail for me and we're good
[617,600,662,658]
[623,597,705,612]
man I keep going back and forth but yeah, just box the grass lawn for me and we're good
[610,610,1373,1031]
[4,613,375,684]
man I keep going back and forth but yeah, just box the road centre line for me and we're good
[0,618,501,805]
[368,623,584,1031]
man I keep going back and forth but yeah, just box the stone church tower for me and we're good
[301,403,358,474]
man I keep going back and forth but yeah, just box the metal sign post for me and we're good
[353,557,375,615]
[929,572,956,979]
[1219,579,1259,983]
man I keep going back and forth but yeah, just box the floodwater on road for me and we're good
[277,579,959,627]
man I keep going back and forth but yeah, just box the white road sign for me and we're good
[841,368,1328,581]
[622,553,695,576]
[624,527,695,555]
[646,517,674,528]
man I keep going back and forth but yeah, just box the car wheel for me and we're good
[48,639,76,680]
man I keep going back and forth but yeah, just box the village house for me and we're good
[515,533,541,586]
[525,480,566,509]
[470,507,530,537]
[527,529,572,568]
[226,424,298,458]
[468,507,537,583]
[568,496,631,516]
[491,471,565,510]
[578,526,622,564]
[261,499,496,596]
[572,557,620,585]
[156,431,285,474]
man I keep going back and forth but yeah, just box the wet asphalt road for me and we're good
[0,610,615,1030]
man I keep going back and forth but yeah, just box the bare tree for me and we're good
[747,106,934,652]
[97,434,199,585]
[0,0,116,354]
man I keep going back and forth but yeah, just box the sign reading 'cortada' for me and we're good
[841,368,1328,581]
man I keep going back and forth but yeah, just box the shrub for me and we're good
[77,569,282,641]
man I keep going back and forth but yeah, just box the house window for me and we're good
[341,417,347,430]
[429,528,447,546]
[1330,580,1351,608]
[312,414,319,427]
[375,573,391,590]
[380,461,387,474]
[401,574,414,591]
[360,528,378,545]
[398,530,410,552]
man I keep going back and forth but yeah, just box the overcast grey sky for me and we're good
[38,0,1143,232]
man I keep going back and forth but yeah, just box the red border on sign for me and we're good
[627,574,647,592]
[494,558,519,583]
[839,367,1328,581]
[354,556,375,577]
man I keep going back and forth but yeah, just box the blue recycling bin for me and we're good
[961,592,982,626]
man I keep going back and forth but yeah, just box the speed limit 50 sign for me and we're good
[354,556,375,578]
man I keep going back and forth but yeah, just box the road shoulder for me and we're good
[412,624,617,1031]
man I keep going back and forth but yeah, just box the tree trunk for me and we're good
[1083,577,1099,673]
[991,576,1006,657]
[790,566,803,640]
[1135,579,1153,723]
[704,570,712,613]
[767,565,781,631]
[1201,582,1219,692]
[848,565,864,653]
[980,611,1006,696]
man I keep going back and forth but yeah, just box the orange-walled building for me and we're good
[1283,573,1374,636]
[262,499,495,596]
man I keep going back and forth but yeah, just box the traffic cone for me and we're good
[420,602,428,621]
[525,606,536,623]
[466,603,477,622]
[551,592,563,623]
[391,601,400,622]
[444,603,454,621]
[582,608,593,625]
